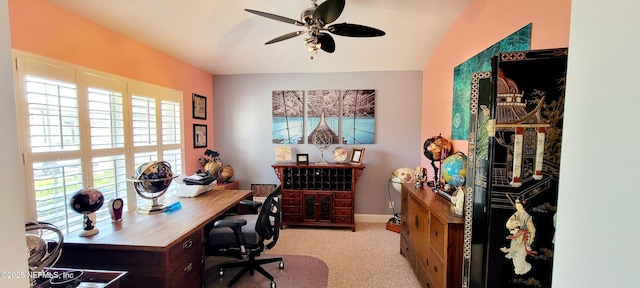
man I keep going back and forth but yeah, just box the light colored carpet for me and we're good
[205,254,328,288]
[265,222,420,288]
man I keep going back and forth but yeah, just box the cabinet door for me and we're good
[302,192,333,222]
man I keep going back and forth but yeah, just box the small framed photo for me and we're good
[349,147,365,165]
[192,93,207,120]
[193,124,207,148]
[296,154,309,165]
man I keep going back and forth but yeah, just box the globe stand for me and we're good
[316,150,329,164]
[79,213,99,237]
[137,197,167,215]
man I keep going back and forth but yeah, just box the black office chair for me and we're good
[206,186,283,288]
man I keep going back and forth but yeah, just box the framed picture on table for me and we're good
[192,93,207,120]
[296,154,309,165]
[193,124,207,148]
[349,147,365,165]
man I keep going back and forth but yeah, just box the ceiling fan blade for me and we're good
[328,23,386,37]
[265,31,306,45]
[313,0,345,25]
[317,33,336,53]
[245,9,305,26]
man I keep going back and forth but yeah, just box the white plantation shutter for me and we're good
[15,52,184,234]
[26,76,80,153]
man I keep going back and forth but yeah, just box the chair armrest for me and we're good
[240,199,262,209]
[213,218,247,229]
[212,218,248,255]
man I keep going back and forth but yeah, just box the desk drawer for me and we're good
[334,216,353,224]
[429,216,446,260]
[283,206,300,215]
[334,192,352,199]
[425,248,445,288]
[334,208,352,216]
[283,191,301,199]
[282,198,300,206]
[169,247,203,288]
[335,199,352,208]
[168,229,203,261]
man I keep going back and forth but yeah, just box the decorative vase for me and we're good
[205,159,223,176]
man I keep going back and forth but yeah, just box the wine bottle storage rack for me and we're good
[282,167,353,191]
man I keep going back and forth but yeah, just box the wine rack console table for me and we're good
[272,163,365,232]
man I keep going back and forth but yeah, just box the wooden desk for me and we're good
[56,189,252,288]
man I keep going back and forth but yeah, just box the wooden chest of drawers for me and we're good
[400,183,464,288]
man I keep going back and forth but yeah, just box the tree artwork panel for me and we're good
[306,90,340,144]
[272,90,304,144]
[342,90,375,144]
[451,23,531,140]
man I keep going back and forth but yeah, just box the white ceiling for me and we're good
[47,0,471,75]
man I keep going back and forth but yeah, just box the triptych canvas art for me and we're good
[272,89,375,145]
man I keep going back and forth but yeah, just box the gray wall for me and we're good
[553,1,640,287]
[213,71,422,216]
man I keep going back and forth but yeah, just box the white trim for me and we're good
[355,213,394,223]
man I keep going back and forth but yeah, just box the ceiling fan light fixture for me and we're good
[245,0,385,59]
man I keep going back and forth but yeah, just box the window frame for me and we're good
[13,51,185,233]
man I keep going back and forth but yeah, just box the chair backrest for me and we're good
[255,185,282,250]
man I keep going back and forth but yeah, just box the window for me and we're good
[15,53,184,234]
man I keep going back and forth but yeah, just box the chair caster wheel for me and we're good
[279,261,284,269]
[219,268,224,276]
[270,281,276,288]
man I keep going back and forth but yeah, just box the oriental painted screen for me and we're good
[463,48,568,288]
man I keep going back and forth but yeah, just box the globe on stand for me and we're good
[312,130,333,164]
[218,165,234,183]
[423,134,454,188]
[442,152,468,217]
[70,187,104,237]
[128,161,177,215]
[308,111,339,164]
[25,221,64,286]
[441,152,468,184]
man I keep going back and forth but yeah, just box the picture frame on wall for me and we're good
[193,124,207,148]
[192,93,207,120]
[296,154,309,165]
[349,147,365,165]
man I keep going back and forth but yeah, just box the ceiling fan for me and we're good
[245,0,386,59]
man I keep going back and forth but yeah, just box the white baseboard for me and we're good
[355,214,395,223]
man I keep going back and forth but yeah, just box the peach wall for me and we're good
[8,0,214,174]
[421,0,571,169]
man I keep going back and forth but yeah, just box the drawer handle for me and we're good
[426,259,429,266]
[433,265,438,273]
[184,262,193,272]
[414,215,419,228]
[183,239,193,249]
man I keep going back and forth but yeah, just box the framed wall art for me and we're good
[193,124,207,148]
[272,90,304,144]
[192,93,207,120]
[450,23,531,140]
[349,147,365,165]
